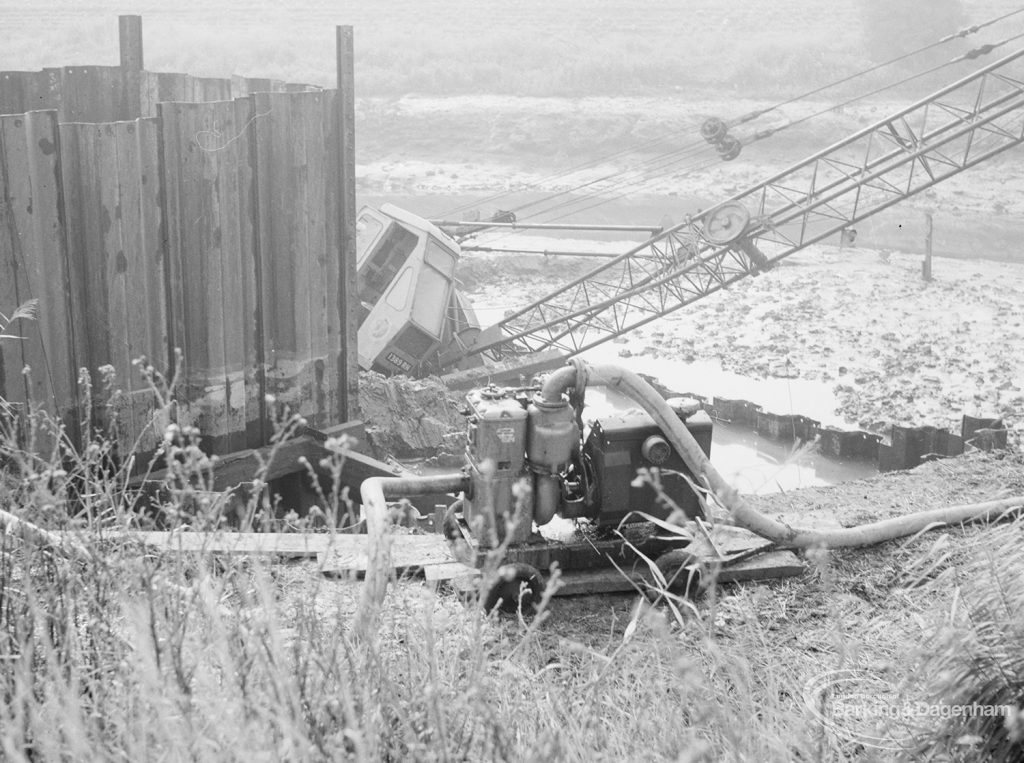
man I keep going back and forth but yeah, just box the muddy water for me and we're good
[468,286,865,487]
[593,359,880,494]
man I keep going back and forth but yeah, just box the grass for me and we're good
[4,3,1024,757]
[2,314,1024,762]
[2,364,1024,760]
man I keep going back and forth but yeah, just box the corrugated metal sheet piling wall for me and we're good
[0,16,358,463]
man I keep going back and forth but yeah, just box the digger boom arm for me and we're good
[460,47,1024,361]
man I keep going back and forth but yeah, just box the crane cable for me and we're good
[438,8,1024,224]
[467,28,1024,244]
[519,30,1024,227]
[740,28,1024,149]
[726,5,1024,129]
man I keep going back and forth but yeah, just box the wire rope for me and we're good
[436,9,1024,224]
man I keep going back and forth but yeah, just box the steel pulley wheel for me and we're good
[702,202,751,245]
[700,117,727,143]
[716,134,742,161]
[653,549,704,599]
[482,563,545,614]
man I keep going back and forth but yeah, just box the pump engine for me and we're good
[460,382,713,548]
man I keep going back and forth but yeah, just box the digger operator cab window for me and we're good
[357,219,420,325]
[356,214,384,263]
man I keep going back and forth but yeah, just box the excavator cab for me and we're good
[356,203,479,375]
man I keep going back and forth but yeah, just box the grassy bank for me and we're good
[2,389,1023,760]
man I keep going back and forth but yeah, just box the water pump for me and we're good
[459,377,712,549]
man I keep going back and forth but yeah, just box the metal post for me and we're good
[119,15,143,119]
[923,211,933,282]
[336,25,358,420]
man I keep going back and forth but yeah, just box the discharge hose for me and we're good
[353,472,469,638]
[541,362,1024,548]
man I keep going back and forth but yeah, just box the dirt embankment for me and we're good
[358,372,466,465]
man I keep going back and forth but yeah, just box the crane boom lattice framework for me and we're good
[470,47,1024,362]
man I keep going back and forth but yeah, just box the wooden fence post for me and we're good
[336,25,358,421]
[119,15,143,118]
[922,210,933,282]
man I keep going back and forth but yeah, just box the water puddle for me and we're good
[710,421,875,495]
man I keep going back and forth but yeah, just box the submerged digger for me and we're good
[347,47,1024,611]
[356,45,1024,387]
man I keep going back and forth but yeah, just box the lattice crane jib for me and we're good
[468,47,1024,362]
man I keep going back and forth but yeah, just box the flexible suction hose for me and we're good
[543,362,1024,549]
[354,473,469,638]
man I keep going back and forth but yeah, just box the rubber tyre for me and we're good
[483,563,545,615]
[654,549,704,599]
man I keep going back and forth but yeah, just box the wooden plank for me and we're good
[318,533,456,574]
[0,71,55,116]
[254,91,296,412]
[0,71,28,115]
[714,550,805,582]
[59,66,127,123]
[193,77,232,103]
[215,97,259,448]
[22,110,77,422]
[125,528,453,567]
[156,72,190,104]
[139,72,160,119]
[551,569,646,597]
[0,111,78,434]
[423,561,479,583]
[241,78,274,97]
[59,122,105,384]
[160,99,260,454]
[303,92,329,395]
[123,526,802,588]
[234,97,265,447]
[548,550,805,596]
[58,118,167,457]
[254,91,340,429]
[129,530,336,558]
[113,118,167,455]
[135,117,167,385]
[0,115,28,408]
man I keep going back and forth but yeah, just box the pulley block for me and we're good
[700,117,727,144]
[702,202,751,245]
[716,134,742,161]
